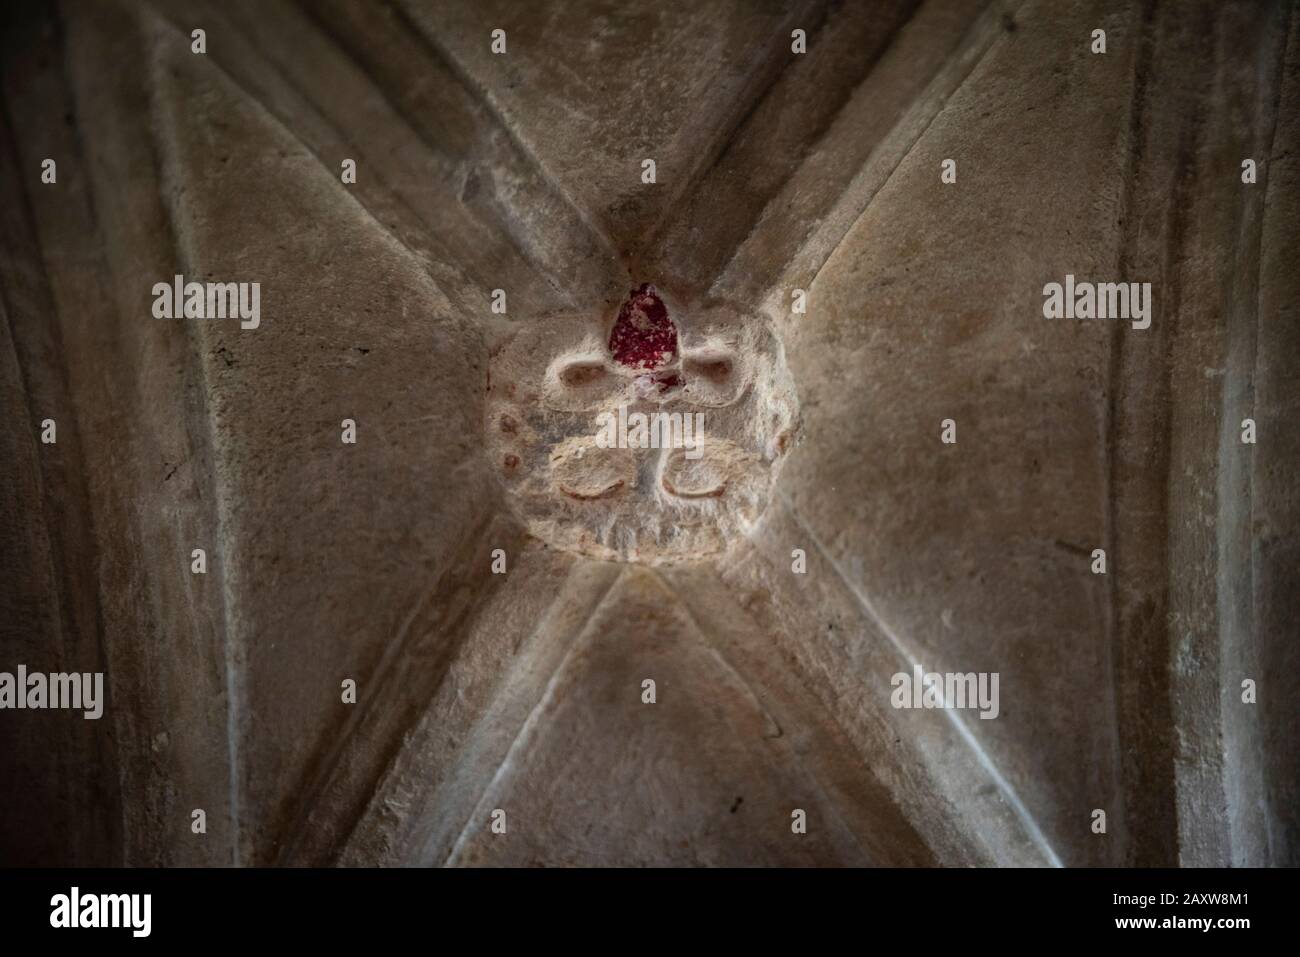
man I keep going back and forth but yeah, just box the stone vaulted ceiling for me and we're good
[0,0,1297,867]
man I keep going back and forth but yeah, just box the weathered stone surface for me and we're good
[0,0,1295,867]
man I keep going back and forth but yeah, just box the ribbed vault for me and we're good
[1,0,1296,867]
